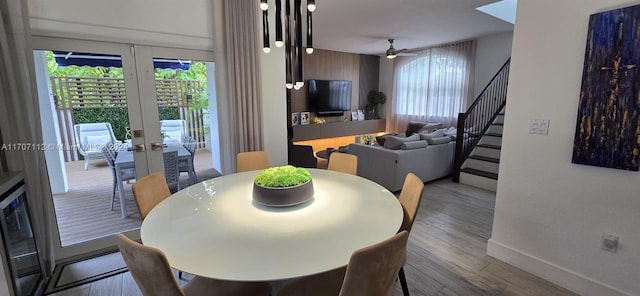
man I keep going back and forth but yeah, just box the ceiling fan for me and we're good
[385,39,416,59]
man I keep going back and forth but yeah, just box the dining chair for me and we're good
[116,234,272,296]
[163,150,180,192]
[277,231,409,296]
[327,152,358,175]
[131,172,171,220]
[102,143,136,211]
[396,173,425,296]
[74,122,118,170]
[236,151,270,172]
[179,138,197,183]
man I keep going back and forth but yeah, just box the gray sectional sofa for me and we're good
[348,141,455,192]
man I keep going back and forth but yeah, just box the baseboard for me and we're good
[487,239,633,296]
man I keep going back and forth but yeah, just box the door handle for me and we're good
[133,144,146,152]
[151,142,163,151]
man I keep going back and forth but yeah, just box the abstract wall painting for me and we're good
[572,4,640,171]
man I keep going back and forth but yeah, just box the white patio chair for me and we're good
[74,122,118,170]
[160,120,187,143]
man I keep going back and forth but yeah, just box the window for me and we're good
[392,41,473,129]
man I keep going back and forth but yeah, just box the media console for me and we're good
[292,119,385,141]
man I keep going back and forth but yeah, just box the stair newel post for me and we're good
[453,113,466,182]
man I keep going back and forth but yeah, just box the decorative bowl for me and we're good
[253,179,314,207]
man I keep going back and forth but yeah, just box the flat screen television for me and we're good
[308,79,352,117]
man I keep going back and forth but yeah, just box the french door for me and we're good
[31,37,216,260]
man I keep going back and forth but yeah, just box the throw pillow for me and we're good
[85,135,111,151]
[426,136,452,145]
[375,134,394,146]
[443,127,457,139]
[419,129,445,141]
[417,123,443,134]
[405,121,426,136]
[383,134,420,150]
[401,140,428,150]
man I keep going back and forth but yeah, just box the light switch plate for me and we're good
[529,119,549,135]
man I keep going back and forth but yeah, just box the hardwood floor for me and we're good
[49,178,577,296]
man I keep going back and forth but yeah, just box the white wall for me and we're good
[379,57,394,132]
[489,1,640,295]
[28,0,214,50]
[473,31,513,99]
[260,0,287,166]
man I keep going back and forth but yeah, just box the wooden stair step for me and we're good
[485,133,502,137]
[477,143,501,150]
[468,155,500,163]
[461,168,498,180]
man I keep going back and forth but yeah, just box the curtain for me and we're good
[223,0,264,154]
[390,40,474,132]
[0,0,54,281]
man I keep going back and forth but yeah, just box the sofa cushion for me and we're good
[426,136,452,145]
[419,129,445,141]
[401,140,428,150]
[383,134,420,150]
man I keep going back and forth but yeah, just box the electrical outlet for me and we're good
[601,233,618,253]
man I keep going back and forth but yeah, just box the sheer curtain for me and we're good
[223,0,264,154]
[0,0,54,279]
[390,40,474,132]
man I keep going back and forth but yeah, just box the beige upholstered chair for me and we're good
[397,173,425,296]
[131,172,172,220]
[327,152,358,175]
[277,231,409,296]
[116,234,272,296]
[236,151,270,172]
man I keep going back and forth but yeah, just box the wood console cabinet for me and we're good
[292,119,385,141]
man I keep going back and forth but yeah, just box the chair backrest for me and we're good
[339,231,409,296]
[237,151,270,172]
[74,122,117,154]
[163,151,179,189]
[131,172,172,219]
[160,120,186,142]
[288,144,317,168]
[398,173,425,233]
[101,143,117,169]
[328,152,358,175]
[183,139,197,156]
[115,234,185,296]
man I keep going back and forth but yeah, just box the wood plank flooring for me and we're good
[49,178,577,296]
[53,149,220,246]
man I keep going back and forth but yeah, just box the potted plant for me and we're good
[365,90,387,119]
[253,165,314,207]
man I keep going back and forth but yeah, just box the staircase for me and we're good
[453,59,510,191]
[458,109,504,191]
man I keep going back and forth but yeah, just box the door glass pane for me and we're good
[34,50,141,247]
[153,58,218,188]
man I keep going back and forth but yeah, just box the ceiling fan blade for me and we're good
[397,52,417,56]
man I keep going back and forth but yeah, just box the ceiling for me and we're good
[309,0,515,56]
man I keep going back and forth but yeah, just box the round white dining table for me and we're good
[140,168,403,281]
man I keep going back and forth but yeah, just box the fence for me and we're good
[51,76,207,161]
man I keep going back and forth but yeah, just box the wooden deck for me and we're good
[52,149,220,246]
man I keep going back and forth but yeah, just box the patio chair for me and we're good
[74,122,118,170]
[102,143,136,211]
[163,150,180,192]
[160,120,187,143]
[179,137,197,183]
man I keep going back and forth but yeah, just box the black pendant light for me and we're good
[261,0,315,90]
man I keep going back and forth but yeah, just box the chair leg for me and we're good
[178,271,184,280]
[111,180,117,210]
[399,267,410,296]
[84,158,89,170]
